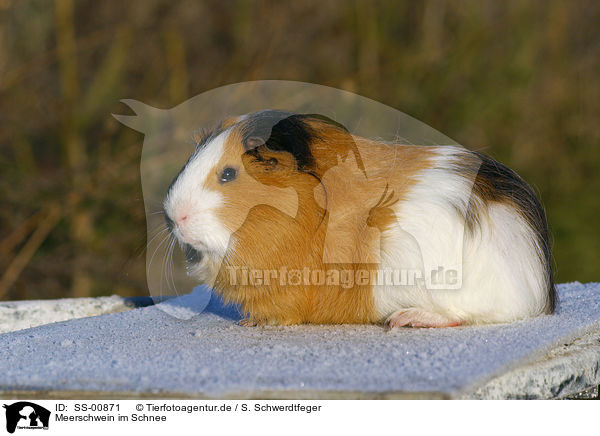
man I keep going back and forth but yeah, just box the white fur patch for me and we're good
[163,130,232,259]
[372,146,549,324]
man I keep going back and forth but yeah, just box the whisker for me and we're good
[167,235,178,295]
[147,227,168,247]
[160,233,173,297]
[148,231,171,271]
[148,231,172,298]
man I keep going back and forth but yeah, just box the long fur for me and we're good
[163,110,555,326]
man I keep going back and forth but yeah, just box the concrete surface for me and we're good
[0,282,599,399]
[0,296,155,334]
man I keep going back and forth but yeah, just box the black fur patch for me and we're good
[164,212,175,233]
[468,151,556,313]
[240,110,317,170]
[184,243,203,264]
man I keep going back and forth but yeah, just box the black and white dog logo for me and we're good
[3,402,50,433]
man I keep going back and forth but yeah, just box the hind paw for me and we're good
[386,308,463,329]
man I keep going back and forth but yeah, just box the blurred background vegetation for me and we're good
[0,0,598,300]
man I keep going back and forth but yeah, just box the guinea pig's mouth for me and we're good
[163,214,205,264]
[183,243,203,264]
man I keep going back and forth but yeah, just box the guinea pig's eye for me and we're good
[219,167,237,183]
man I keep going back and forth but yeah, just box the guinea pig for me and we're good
[163,110,555,328]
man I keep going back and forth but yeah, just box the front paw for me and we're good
[238,318,259,327]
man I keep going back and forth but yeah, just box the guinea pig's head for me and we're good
[162,110,363,265]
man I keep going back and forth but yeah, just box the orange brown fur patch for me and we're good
[203,116,435,325]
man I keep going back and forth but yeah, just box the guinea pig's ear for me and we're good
[246,145,296,170]
[260,146,296,172]
[242,145,297,185]
[245,136,265,149]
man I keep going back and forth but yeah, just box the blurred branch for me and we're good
[80,26,131,126]
[11,135,38,175]
[55,0,83,177]
[355,0,379,92]
[0,139,142,298]
[0,206,62,299]
[421,0,446,62]
[55,0,92,297]
[0,26,119,93]
[0,210,44,258]
[163,28,189,104]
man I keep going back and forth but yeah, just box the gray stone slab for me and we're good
[461,329,600,399]
[0,282,599,399]
[0,296,154,334]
